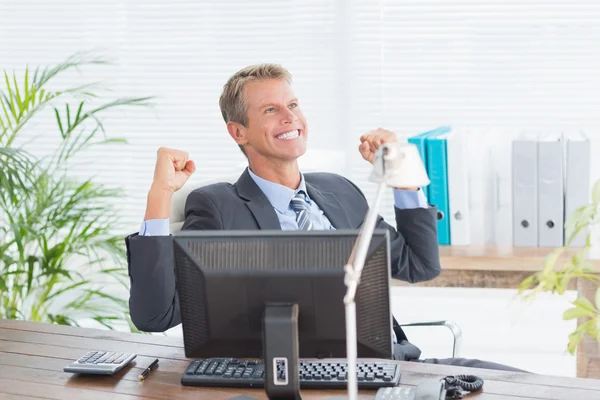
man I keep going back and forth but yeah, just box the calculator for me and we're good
[63,351,137,375]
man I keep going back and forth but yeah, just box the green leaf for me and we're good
[518,274,538,293]
[540,270,559,292]
[26,256,36,293]
[48,314,78,326]
[88,96,153,116]
[557,272,572,295]
[97,138,127,145]
[567,330,586,355]
[574,319,597,335]
[13,73,23,119]
[74,101,84,125]
[573,297,598,315]
[46,281,89,301]
[592,179,600,204]
[66,103,71,132]
[23,68,29,107]
[564,306,596,320]
[543,247,565,272]
[587,319,600,340]
[0,94,13,129]
[92,316,121,330]
[83,289,128,307]
[54,108,64,137]
[4,72,16,119]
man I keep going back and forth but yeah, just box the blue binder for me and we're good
[426,129,452,245]
[407,126,451,201]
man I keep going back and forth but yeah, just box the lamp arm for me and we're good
[344,178,388,302]
[343,177,388,400]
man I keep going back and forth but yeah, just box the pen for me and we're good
[138,358,159,381]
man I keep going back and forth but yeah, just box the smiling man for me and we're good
[125,64,524,372]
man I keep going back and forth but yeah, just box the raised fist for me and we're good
[358,128,398,165]
[151,147,196,194]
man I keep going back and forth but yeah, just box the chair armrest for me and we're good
[398,320,462,358]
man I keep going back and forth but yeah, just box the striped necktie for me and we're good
[290,191,314,231]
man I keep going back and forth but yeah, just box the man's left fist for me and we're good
[358,128,418,191]
[358,128,397,165]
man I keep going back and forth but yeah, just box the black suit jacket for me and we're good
[125,168,441,336]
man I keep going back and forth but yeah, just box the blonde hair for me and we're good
[219,64,293,155]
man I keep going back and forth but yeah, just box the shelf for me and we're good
[438,245,600,272]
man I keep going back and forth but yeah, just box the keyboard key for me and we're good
[205,362,218,376]
[242,370,253,379]
[185,360,202,375]
[197,361,209,375]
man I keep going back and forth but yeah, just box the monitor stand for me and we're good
[262,303,302,400]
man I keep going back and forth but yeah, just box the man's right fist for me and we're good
[151,147,196,194]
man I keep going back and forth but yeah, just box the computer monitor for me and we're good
[172,229,393,361]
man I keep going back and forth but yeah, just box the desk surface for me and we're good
[1,319,599,400]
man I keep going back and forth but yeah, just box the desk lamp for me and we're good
[343,142,430,400]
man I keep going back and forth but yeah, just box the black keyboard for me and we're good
[181,358,401,389]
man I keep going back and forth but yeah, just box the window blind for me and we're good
[345,0,600,224]
[2,0,600,234]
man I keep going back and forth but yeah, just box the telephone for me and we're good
[374,379,445,400]
[374,374,484,400]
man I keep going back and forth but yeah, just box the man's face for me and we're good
[240,79,308,162]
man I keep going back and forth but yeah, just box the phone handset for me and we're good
[414,378,446,399]
[374,379,445,399]
[374,374,484,399]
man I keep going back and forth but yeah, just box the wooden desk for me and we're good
[1,320,600,399]
[392,246,600,380]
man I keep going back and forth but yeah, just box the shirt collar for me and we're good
[247,168,309,213]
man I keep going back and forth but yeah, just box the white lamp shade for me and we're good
[368,142,430,188]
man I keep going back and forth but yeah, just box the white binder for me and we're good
[466,129,487,245]
[564,131,591,247]
[512,132,538,247]
[446,128,470,245]
[537,132,564,247]
[490,128,515,246]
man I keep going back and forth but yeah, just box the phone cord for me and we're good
[443,375,484,399]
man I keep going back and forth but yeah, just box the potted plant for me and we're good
[0,52,151,330]
[519,179,600,354]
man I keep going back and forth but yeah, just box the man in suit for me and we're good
[126,63,525,372]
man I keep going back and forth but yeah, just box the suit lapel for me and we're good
[235,168,282,230]
[306,182,352,230]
